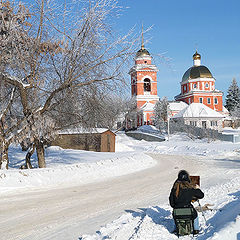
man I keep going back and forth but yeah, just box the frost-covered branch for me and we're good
[0,73,31,89]
[0,0,138,168]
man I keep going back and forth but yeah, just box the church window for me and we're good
[190,121,197,126]
[202,121,207,128]
[144,78,151,92]
[199,98,203,103]
[207,98,211,104]
[211,121,218,126]
[193,83,197,89]
[206,83,209,88]
[144,61,147,64]
[214,98,218,104]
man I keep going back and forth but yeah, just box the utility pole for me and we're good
[167,104,170,141]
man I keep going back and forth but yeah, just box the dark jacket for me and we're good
[169,181,204,219]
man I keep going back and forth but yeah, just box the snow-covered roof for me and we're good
[140,102,155,111]
[172,103,224,119]
[169,101,188,111]
[59,128,112,135]
[222,106,229,113]
[220,106,230,117]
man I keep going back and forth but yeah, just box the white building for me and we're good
[172,102,225,131]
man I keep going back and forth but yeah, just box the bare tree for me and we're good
[0,0,137,168]
[0,87,17,169]
[50,86,131,131]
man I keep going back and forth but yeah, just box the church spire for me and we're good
[141,23,144,50]
[136,24,150,58]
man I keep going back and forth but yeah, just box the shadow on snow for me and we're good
[125,206,175,237]
[198,190,240,240]
[79,191,240,239]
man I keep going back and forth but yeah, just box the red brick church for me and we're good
[175,51,223,113]
[126,38,225,130]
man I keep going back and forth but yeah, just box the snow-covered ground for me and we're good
[80,131,240,240]
[1,127,240,239]
[3,146,155,194]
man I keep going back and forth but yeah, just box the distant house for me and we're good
[51,128,116,152]
[171,103,225,130]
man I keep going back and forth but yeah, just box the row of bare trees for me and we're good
[0,0,137,169]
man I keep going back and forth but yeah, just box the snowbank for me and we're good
[1,145,156,194]
[117,131,240,158]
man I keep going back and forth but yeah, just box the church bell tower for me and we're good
[129,29,159,124]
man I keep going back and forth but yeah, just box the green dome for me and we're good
[182,65,213,82]
[136,48,150,57]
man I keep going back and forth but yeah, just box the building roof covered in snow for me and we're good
[140,102,155,111]
[169,101,188,111]
[59,128,115,135]
[172,103,224,119]
[222,106,229,116]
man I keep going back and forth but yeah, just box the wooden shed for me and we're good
[51,128,116,152]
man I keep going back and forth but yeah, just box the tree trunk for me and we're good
[0,142,9,170]
[24,144,35,169]
[35,140,46,168]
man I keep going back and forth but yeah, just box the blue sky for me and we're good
[114,0,240,102]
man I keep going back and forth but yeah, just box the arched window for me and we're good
[144,78,151,92]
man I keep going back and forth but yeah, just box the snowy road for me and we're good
[0,154,207,240]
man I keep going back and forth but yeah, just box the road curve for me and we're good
[0,154,206,240]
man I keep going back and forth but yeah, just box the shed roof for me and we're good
[59,128,115,135]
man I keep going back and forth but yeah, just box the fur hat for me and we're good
[177,170,190,182]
